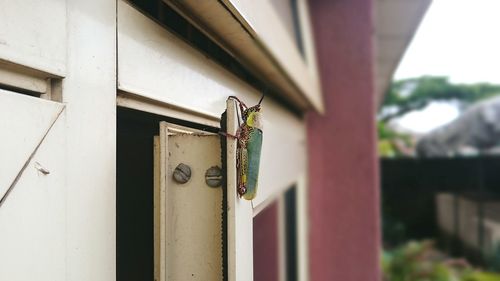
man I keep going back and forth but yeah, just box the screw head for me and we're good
[173,163,191,184]
[205,166,222,187]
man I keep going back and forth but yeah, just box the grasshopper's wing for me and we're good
[242,128,263,200]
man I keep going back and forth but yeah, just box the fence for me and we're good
[381,156,500,266]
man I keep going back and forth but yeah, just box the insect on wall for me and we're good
[223,95,264,201]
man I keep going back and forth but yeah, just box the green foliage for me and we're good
[383,241,500,281]
[378,121,413,157]
[380,76,500,122]
[462,272,500,281]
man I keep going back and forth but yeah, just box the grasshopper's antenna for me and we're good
[258,93,265,105]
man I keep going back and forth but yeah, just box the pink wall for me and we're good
[253,202,279,281]
[307,0,381,280]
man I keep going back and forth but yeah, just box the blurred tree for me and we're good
[379,76,500,122]
[377,77,500,157]
[377,121,414,157]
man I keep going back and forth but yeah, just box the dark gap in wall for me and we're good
[0,83,42,98]
[117,108,156,281]
[116,107,218,281]
[285,187,298,281]
[290,0,305,57]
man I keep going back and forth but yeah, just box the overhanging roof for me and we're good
[161,0,323,113]
[375,0,432,106]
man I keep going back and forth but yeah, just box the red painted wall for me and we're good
[308,0,381,280]
[253,202,279,281]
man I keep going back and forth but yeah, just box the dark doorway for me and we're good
[117,108,158,281]
[116,107,218,280]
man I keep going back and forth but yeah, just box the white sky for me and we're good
[393,0,500,133]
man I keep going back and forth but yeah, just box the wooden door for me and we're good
[154,122,223,280]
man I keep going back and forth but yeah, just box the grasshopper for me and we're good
[226,95,264,200]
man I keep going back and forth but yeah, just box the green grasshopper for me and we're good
[227,95,264,200]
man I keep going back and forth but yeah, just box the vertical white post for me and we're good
[227,99,254,281]
[64,0,116,280]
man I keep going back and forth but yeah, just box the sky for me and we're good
[393,0,500,133]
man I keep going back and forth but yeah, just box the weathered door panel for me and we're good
[155,122,223,281]
[0,90,66,280]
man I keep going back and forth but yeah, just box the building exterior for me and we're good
[0,0,428,280]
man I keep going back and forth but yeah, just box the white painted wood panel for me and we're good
[226,99,253,281]
[0,92,66,281]
[0,89,64,198]
[118,0,235,116]
[296,175,310,281]
[117,91,220,128]
[0,61,49,94]
[118,1,306,209]
[155,123,223,280]
[0,0,66,76]
[0,1,115,280]
[63,0,116,279]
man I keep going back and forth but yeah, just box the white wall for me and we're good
[64,0,116,280]
[0,0,116,280]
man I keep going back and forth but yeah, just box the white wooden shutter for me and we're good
[0,89,66,281]
[153,99,258,281]
[154,122,223,280]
